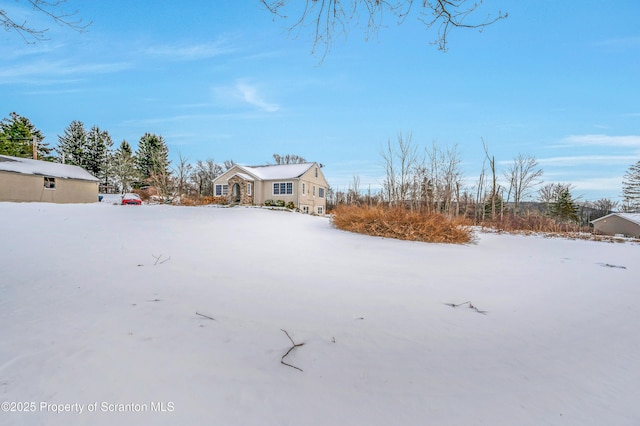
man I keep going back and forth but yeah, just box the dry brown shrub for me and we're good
[173,195,228,206]
[178,195,197,206]
[481,213,590,234]
[332,205,472,244]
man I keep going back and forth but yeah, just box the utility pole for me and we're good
[32,136,38,160]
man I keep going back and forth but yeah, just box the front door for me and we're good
[232,183,241,203]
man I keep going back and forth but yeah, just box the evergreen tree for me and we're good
[85,125,113,180]
[56,122,113,181]
[111,140,138,193]
[551,187,579,223]
[135,133,170,181]
[621,160,640,211]
[56,120,87,166]
[0,112,52,160]
[483,194,505,219]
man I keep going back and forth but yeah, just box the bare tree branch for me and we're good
[445,300,488,315]
[1,0,90,43]
[260,0,507,59]
[280,329,305,372]
[421,0,507,51]
[196,312,216,321]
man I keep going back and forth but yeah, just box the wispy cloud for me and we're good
[570,176,625,192]
[122,111,271,127]
[235,82,280,112]
[560,134,640,148]
[24,88,85,95]
[594,36,640,50]
[537,155,637,166]
[0,60,130,84]
[143,39,236,61]
[213,80,280,113]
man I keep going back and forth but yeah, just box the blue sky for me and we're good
[1,1,639,202]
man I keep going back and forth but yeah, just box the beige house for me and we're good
[591,213,640,238]
[212,162,329,214]
[0,154,99,203]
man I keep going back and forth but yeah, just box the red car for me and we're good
[121,193,142,205]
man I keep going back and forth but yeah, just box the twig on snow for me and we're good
[598,263,627,269]
[196,312,215,321]
[280,329,305,372]
[445,301,488,315]
[152,254,171,265]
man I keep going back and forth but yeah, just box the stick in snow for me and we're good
[196,312,215,321]
[280,329,305,372]
[152,254,171,265]
[598,263,627,269]
[445,301,488,315]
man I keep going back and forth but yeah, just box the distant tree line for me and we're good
[0,112,314,202]
[327,132,639,228]
[2,112,638,217]
[0,112,224,198]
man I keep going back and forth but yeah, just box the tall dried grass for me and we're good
[331,205,472,244]
[481,213,590,234]
[178,196,228,206]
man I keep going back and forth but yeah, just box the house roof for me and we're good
[591,212,640,226]
[230,172,255,181]
[237,163,315,180]
[0,155,99,182]
[617,213,640,226]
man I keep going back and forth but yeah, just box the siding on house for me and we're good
[591,213,640,237]
[0,155,99,203]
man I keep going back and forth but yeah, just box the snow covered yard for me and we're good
[1,202,638,426]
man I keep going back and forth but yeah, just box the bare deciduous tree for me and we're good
[148,150,174,202]
[191,159,224,196]
[475,156,486,222]
[173,152,193,197]
[223,159,235,171]
[1,0,90,43]
[273,153,307,164]
[414,141,463,216]
[381,132,418,206]
[482,138,499,220]
[592,198,618,216]
[260,0,507,58]
[348,174,361,204]
[503,153,543,214]
[425,141,462,216]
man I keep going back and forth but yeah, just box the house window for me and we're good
[318,187,325,198]
[317,206,324,215]
[44,177,56,189]
[247,183,252,196]
[313,186,316,196]
[315,167,318,178]
[215,184,228,196]
[273,182,293,195]
[302,206,309,214]
[302,183,306,195]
